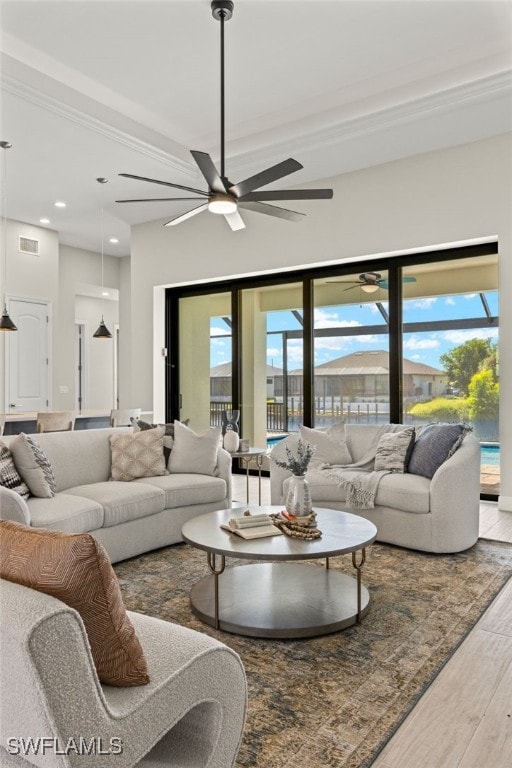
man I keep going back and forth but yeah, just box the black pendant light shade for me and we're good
[93,316,112,339]
[93,177,112,339]
[1,140,17,332]
[0,303,17,331]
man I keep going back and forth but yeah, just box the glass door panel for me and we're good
[401,256,499,496]
[179,292,231,433]
[240,283,303,449]
[313,273,390,427]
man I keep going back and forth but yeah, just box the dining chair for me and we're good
[36,411,76,433]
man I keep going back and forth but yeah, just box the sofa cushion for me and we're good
[9,434,56,498]
[66,482,165,527]
[168,421,221,476]
[0,441,30,500]
[135,473,227,509]
[27,492,104,533]
[299,423,352,468]
[110,427,168,481]
[374,427,416,473]
[296,467,430,514]
[408,423,469,479]
[0,520,149,687]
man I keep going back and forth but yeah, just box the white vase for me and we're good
[285,475,312,516]
[223,426,240,453]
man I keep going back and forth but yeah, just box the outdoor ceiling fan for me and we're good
[328,272,417,293]
[116,0,333,231]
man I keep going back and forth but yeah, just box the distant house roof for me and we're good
[210,362,284,377]
[290,350,443,376]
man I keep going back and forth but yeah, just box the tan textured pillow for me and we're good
[110,426,168,481]
[0,520,149,687]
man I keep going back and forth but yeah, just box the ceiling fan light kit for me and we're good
[116,0,333,231]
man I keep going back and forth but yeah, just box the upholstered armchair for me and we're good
[0,579,247,767]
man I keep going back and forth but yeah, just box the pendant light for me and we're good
[0,141,17,332]
[93,177,112,339]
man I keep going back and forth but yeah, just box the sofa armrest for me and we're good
[429,434,481,552]
[216,447,233,506]
[0,486,31,525]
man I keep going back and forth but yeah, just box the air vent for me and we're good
[19,236,39,256]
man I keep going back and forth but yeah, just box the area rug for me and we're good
[115,539,512,768]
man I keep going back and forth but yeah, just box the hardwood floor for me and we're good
[231,476,512,767]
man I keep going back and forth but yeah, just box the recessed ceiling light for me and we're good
[39,218,50,224]
[109,237,119,244]
[54,201,66,208]
[102,291,110,297]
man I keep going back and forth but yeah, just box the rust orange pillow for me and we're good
[0,520,149,687]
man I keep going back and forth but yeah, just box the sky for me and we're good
[210,291,499,372]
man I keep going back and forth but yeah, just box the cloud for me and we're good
[403,336,440,350]
[464,294,477,300]
[445,297,455,305]
[210,325,230,336]
[210,337,230,347]
[443,329,498,344]
[407,297,437,309]
[314,308,362,329]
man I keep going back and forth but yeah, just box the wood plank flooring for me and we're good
[231,476,512,768]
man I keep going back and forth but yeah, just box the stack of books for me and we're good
[220,512,283,539]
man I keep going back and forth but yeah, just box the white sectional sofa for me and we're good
[270,423,481,554]
[0,427,232,564]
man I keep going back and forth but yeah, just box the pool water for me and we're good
[480,444,500,466]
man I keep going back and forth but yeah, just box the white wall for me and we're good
[128,134,512,509]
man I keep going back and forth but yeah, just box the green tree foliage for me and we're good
[409,397,469,422]
[440,338,496,393]
[467,370,499,420]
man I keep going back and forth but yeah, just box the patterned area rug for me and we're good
[115,539,512,768]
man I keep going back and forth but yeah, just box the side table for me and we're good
[230,447,266,504]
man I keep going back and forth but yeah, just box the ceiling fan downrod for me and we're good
[212,1,234,181]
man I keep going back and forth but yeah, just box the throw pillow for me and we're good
[8,433,56,498]
[0,441,30,499]
[374,427,416,473]
[408,423,470,479]
[299,423,352,468]
[110,426,168,481]
[0,520,149,687]
[168,421,221,476]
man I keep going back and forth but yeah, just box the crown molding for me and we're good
[1,73,196,178]
[227,70,512,173]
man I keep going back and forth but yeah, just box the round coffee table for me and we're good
[181,506,377,638]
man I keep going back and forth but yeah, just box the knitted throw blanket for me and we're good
[322,424,401,509]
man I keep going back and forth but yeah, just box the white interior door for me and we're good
[6,298,49,413]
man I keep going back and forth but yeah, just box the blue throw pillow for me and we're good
[407,423,470,479]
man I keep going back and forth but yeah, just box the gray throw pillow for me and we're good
[374,427,416,473]
[0,441,30,500]
[9,434,56,498]
[408,423,470,479]
[168,421,221,476]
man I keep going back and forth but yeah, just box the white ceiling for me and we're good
[1,0,511,257]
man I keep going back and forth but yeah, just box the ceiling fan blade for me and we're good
[379,277,416,289]
[239,189,333,202]
[224,210,246,231]
[164,203,209,227]
[116,197,208,203]
[119,173,206,197]
[229,158,303,199]
[190,150,226,194]
[238,201,305,222]
[403,276,417,283]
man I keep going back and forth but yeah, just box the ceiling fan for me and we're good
[116,0,333,231]
[328,272,417,293]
